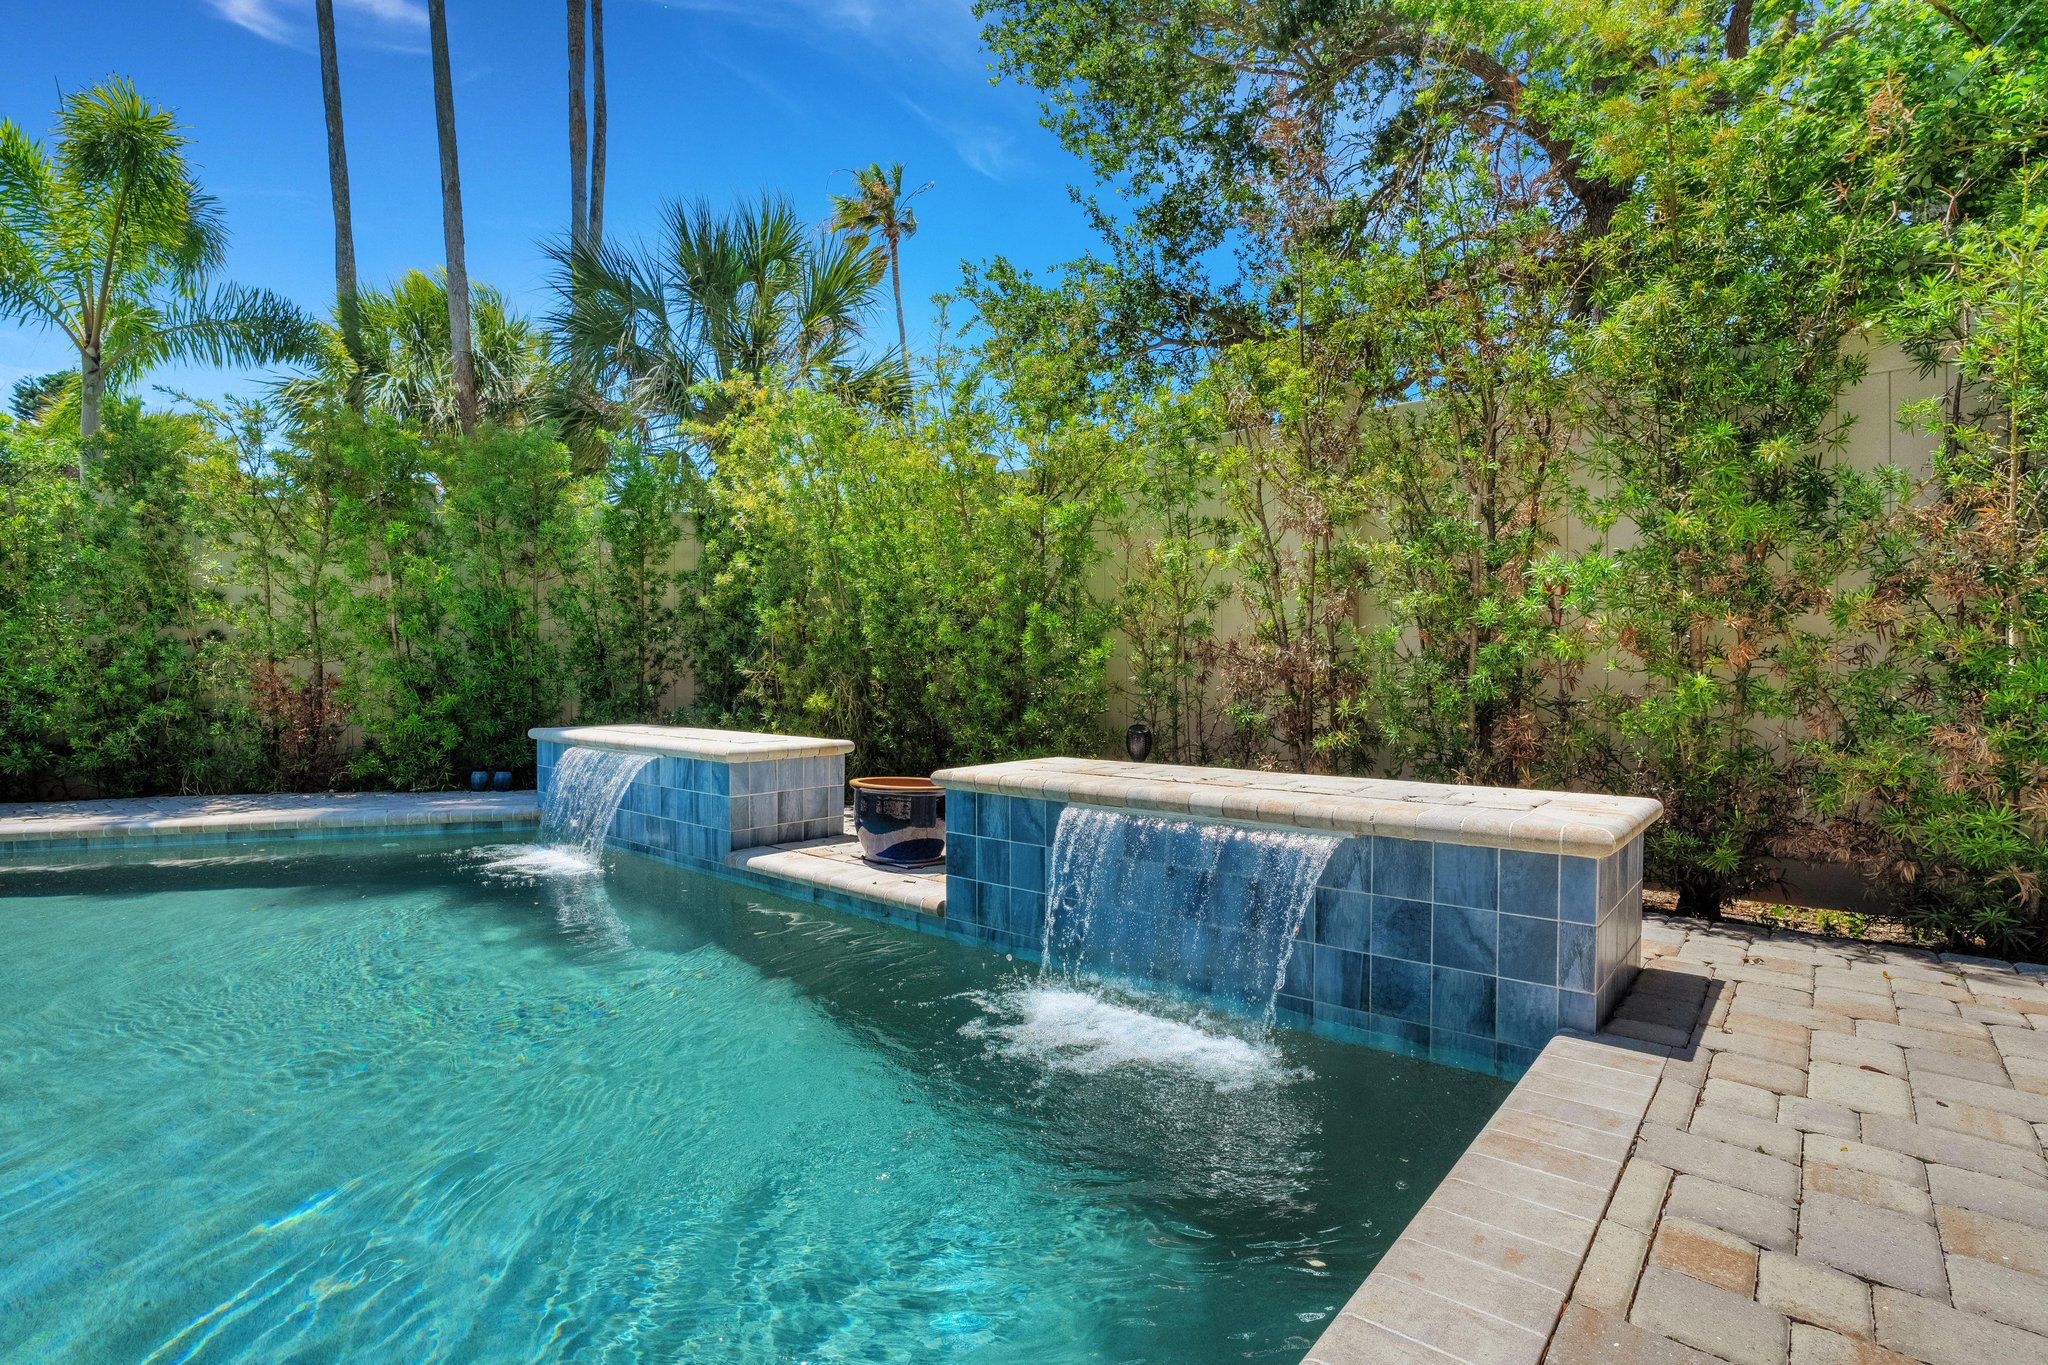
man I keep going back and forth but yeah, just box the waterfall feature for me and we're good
[542,746,653,857]
[1041,806,1342,1022]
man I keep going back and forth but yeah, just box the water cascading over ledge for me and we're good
[934,757,1663,1073]
[541,747,654,856]
[1041,806,1339,1021]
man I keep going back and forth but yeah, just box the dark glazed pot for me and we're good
[1125,723,1154,762]
[851,777,946,868]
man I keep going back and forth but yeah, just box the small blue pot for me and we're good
[469,770,489,792]
[491,771,513,792]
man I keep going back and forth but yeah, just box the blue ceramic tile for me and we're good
[1284,944,1315,998]
[1371,955,1432,1023]
[1622,836,1643,889]
[1559,989,1598,1033]
[1433,967,1497,1038]
[729,760,765,796]
[1435,844,1498,910]
[1006,888,1047,939]
[1429,1030,1497,1072]
[1499,914,1559,985]
[1558,922,1595,992]
[1433,904,1497,975]
[1275,993,1313,1021]
[1314,946,1368,1012]
[1373,836,1432,900]
[701,762,730,798]
[1560,856,1599,923]
[1497,1043,1543,1074]
[1044,802,1068,837]
[1370,896,1431,962]
[945,876,981,923]
[949,835,978,881]
[948,791,978,840]
[1011,842,1046,894]
[1364,1013,1431,1049]
[979,796,1009,842]
[1599,852,1621,913]
[1320,838,1370,893]
[1497,979,1558,1047]
[1011,798,1048,845]
[981,839,1010,887]
[1499,849,1560,918]
[1318,889,1370,953]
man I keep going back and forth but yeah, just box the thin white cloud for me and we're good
[903,98,1017,182]
[656,0,982,72]
[204,0,425,48]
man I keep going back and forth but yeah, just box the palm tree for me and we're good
[568,0,607,247]
[315,0,360,355]
[826,162,931,364]
[426,0,478,433]
[568,0,587,245]
[548,194,903,441]
[0,80,317,438]
[589,0,607,246]
[280,270,556,435]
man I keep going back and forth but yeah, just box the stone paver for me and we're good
[1533,914,2048,1365]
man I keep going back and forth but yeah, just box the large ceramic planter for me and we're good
[850,777,946,868]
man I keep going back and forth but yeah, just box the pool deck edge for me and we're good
[1303,1027,1667,1365]
[0,791,539,853]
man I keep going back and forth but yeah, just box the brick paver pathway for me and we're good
[1546,914,2048,1365]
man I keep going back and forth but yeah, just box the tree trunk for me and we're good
[315,0,359,358]
[427,0,478,435]
[81,350,104,439]
[889,238,908,363]
[588,0,606,246]
[568,0,587,245]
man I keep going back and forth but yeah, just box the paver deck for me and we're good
[1308,913,2048,1365]
[0,790,538,852]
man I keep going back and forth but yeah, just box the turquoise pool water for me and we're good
[0,840,1508,1363]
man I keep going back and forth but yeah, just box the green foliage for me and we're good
[1804,178,2048,953]
[677,380,1113,775]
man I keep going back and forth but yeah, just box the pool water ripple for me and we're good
[0,840,1508,1363]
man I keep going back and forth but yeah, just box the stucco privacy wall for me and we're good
[934,758,1657,1072]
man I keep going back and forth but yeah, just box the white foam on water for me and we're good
[963,985,1298,1093]
[470,844,603,880]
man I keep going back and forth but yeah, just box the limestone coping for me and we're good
[0,790,537,844]
[931,757,1661,856]
[529,723,853,762]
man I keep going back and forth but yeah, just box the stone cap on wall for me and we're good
[530,724,854,762]
[931,757,1661,856]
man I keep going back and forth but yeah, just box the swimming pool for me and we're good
[0,838,1508,1362]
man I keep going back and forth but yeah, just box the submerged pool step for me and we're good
[726,832,946,917]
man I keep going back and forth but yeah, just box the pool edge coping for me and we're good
[1301,1028,1667,1365]
[0,791,540,853]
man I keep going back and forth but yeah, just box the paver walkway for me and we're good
[1547,914,2048,1365]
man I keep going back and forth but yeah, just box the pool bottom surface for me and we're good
[0,839,1509,1363]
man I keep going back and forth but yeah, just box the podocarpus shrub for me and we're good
[678,381,1113,776]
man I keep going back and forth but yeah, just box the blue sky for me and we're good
[0,0,1098,407]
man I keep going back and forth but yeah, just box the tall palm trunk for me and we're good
[81,348,104,440]
[589,0,607,246]
[887,232,907,361]
[568,0,587,244]
[427,0,478,434]
[315,0,360,359]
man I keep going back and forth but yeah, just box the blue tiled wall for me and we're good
[535,741,844,868]
[942,791,1644,1073]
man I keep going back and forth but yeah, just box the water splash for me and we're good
[963,985,1296,1092]
[541,746,652,856]
[1040,806,1340,1025]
